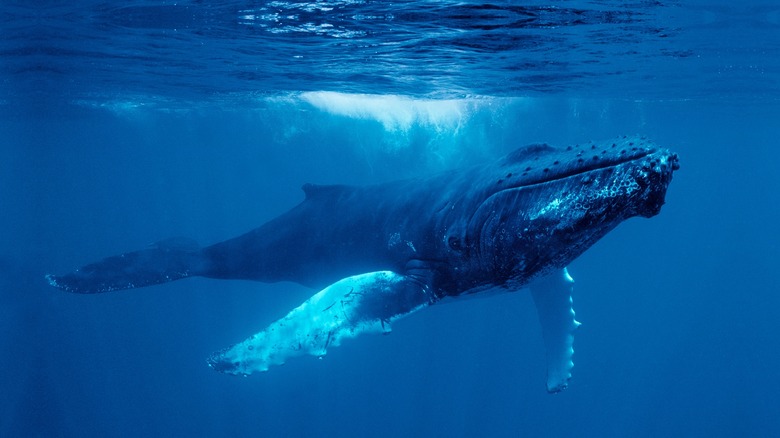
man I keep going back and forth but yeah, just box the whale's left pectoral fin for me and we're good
[207,271,435,375]
[530,268,581,393]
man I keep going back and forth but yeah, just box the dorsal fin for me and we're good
[301,183,348,200]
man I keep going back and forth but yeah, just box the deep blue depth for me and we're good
[2,1,779,437]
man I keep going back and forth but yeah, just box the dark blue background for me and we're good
[2,96,778,436]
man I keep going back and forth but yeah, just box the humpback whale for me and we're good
[47,136,678,392]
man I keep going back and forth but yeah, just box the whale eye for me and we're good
[447,236,462,251]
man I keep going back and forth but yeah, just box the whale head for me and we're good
[451,137,679,285]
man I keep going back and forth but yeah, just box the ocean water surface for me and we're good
[2,0,779,436]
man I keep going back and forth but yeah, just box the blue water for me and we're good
[2,1,779,436]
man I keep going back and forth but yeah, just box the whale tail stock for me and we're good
[46,238,207,294]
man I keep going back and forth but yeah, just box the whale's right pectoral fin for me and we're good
[207,271,435,375]
[530,267,581,393]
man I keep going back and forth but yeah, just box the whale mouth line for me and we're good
[504,149,655,191]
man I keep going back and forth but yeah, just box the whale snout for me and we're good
[670,152,681,171]
[634,149,679,218]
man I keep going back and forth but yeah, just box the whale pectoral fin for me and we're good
[530,267,581,393]
[207,271,435,375]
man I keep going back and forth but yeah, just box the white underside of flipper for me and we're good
[530,267,581,393]
[208,267,581,392]
[207,271,434,375]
